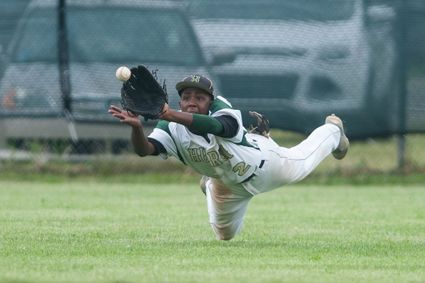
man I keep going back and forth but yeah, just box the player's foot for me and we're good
[325,114,349,160]
[200,175,209,195]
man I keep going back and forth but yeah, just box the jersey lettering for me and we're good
[188,147,223,166]
[188,148,208,162]
[188,145,250,170]
[232,162,251,176]
[218,144,233,160]
[206,151,222,166]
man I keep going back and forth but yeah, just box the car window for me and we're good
[67,7,203,65]
[12,6,203,66]
[11,8,57,63]
[188,0,356,22]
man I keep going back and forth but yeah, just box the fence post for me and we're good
[58,0,78,143]
[0,119,6,148]
[58,0,71,114]
[397,0,408,170]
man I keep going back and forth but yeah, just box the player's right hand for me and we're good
[108,105,142,128]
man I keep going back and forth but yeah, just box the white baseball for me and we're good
[115,66,131,81]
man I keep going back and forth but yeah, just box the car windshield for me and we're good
[11,8,58,63]
[189,0,356,22]
[12,6,203,65]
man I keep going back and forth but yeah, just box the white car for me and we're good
[0,0,228,120]
[188,0,397,135]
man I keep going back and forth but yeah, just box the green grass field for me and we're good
[1,180,424,283]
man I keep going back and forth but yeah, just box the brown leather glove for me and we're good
[248,111,270,138]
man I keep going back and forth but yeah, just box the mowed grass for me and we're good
[0,181,424,283]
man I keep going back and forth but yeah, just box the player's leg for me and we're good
[200,175,208,195]
[275,114,348,184]
[280,125,338,181]
[250,115,348,192]
[204,177,252,240]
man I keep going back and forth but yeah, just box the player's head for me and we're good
[176,75,214,99]
[176,75,214,114]
[177,88,212,114]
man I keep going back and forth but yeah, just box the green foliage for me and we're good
[0,182,424,282]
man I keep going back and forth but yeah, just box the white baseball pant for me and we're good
[205,123,341,240]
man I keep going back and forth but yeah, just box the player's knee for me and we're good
[211,223,239,241]
[217,231,235,241]
[216,229,236,241]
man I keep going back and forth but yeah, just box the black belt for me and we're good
[241,160,265,184]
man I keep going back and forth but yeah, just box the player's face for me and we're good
[179,88,212,114]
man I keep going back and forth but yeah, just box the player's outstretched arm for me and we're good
[159,104,227,136]
[159,104,193,127]
[108,105,156,156]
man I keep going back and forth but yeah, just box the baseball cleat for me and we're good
[325,114,349,160]
[200,175,209,195]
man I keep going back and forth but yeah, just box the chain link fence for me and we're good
[0,0,424,174]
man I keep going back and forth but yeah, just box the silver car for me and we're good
[188,0,397,134]
[0,0,226,120]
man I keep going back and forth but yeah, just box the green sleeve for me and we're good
[189,114,223,136]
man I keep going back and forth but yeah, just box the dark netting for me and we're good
[0,0,61,117]
[405,0,425,133]
[0,0,424,141]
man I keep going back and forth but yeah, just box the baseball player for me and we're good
[108,74,349,241]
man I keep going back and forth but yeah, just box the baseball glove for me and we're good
[248,111,270,137]
[121,65,168,120]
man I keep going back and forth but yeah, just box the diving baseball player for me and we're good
[108,74,349,241]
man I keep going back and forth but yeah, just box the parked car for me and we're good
[187,0,398,137]
[0,0,231,121]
